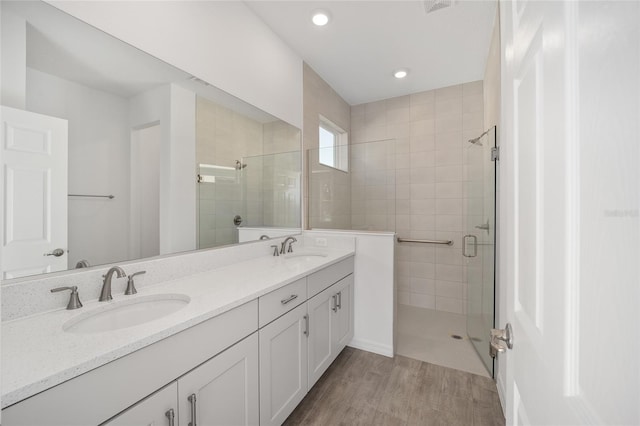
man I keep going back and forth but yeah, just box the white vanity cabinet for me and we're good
[307,274,355,388]
[2,255,355,426]
[259,256,355,425]
[102,383,178,426]
[104,334,259,426]
[178,333,259,426]
[2,300,258,426]
[259,303,309,426]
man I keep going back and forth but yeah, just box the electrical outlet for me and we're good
[315,237,328,247]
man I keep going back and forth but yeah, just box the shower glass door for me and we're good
[464,126,497,377]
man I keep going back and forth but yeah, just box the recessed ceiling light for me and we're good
[312,10,330,26]
[394,69,409,79]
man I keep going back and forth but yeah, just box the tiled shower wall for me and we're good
[196,97,300,248]
[351,81,484,314]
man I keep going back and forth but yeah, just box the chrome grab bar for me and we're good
[397,238,453,246]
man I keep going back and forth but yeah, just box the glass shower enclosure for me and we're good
[464,126,497,377]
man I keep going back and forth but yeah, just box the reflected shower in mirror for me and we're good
[0,1,301,281]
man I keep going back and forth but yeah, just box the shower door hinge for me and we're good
[491,147,500,161]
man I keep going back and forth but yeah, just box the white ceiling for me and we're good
[246,0,497,105]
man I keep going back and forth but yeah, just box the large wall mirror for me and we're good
[0,1,302,281]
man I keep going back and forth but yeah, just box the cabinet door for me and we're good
[102,382,177,426]
[178,333,259,426]
[259,303,308,426]
[307,286,334,388]
[332,274,354,355]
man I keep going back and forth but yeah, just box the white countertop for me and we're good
[1,248,354,408]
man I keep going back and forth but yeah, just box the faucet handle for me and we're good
[270,245,280,257]
[125,271,146,295]
[50,286,83,310]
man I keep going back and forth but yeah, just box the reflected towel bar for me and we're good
[397,237,453,246]
[68,194,115,199]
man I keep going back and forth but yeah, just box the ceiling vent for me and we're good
[423,0,457,14]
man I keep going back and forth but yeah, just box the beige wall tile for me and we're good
[349,80,484,314]
[435,84,463,101]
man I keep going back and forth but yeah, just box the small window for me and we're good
[318,116,348,172]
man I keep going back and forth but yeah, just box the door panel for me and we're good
[259,303,308,426]
[178,333,259,426]
[501,1,640,424]
[332,274,354,354]
[307,287,333,388]
[1,106,68,278]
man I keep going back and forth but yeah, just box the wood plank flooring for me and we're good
[284,347,505,426]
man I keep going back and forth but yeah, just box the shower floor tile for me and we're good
[396,304,491,377]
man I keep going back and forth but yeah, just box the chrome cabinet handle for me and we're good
[462,235,478,257]
[332,294,338,312]
[280,294,298,305]
[165,408,175,426]
[303,314,309,336]
[44,248,65,257]
[188,393,197,426]
[336,291,342,310]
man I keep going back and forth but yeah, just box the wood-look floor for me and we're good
[284,347,505,426]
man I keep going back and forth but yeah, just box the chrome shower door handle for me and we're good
[188,393,197,426]
[462,235,478,257]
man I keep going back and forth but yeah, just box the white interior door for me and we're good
[500,1,639,424]
[1,106,68,279]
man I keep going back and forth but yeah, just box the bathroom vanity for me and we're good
[1,249,354,426]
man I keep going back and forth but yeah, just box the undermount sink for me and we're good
[283,251,328,261]
[64,294,190,334]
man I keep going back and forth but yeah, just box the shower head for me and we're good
[467,128,491,146]
[235,160,247,170]
[467,136,483,146]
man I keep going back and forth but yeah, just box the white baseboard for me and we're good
[497,374,507,418]
[348,338,394,358]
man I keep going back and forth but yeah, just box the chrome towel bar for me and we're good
[397,237,453,246]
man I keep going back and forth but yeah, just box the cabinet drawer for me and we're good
[259,278,307,327]
[307,256,354,298]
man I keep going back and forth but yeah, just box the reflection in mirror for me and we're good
[0,1,301,281]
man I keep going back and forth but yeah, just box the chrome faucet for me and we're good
[280,236,297,254]
[99,266,126,301]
